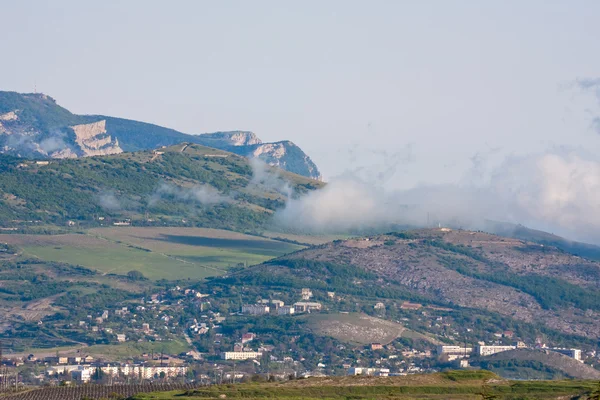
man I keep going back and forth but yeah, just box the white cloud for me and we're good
[275,151,600,244]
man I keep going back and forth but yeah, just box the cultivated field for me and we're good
[0,227,303,280]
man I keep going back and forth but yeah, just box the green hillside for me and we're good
[0,143,321,231]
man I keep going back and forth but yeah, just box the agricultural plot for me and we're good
[0,228,303,280]
[260,231,346,246]
[2,383,201,400]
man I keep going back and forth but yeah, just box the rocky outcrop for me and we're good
[0,91,322,180]
[193,133,322,180]
[198,131,262,147]
[279,229,600,339]
[0,111,18,121]
[70,120,123,157]
[248,141,322,181]
[0,111,18,135]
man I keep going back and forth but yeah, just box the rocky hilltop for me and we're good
[224,228,600,343]
[0,91,321,180]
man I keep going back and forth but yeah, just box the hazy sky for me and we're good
[3,1,600,187]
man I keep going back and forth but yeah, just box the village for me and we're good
[0,283,596,388]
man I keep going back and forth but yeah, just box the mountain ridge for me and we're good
[0,91,322,180]
[219,228,600,344]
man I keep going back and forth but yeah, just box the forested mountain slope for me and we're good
[0,143,321,231]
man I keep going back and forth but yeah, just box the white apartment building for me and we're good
[436,346,473,361]
[220,351,263,360]
[436,346,473,355]
[477,345,516,357]
[51,365,188,383]
[347,367,390,376]
[549,348,582,362]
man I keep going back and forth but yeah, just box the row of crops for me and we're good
[1,382,199,400]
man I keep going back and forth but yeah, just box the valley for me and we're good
[0,132,597,389]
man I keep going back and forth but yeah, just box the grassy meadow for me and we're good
[0,227,304,280]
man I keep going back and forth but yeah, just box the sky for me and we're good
[2,0,600,191]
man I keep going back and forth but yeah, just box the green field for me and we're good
[0,227,303,280]
[84,339,191,360]
[7,339,190,362]
[127,371,600,399]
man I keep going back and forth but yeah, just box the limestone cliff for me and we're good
[193,133,322,180]
[70,120,123,157]
[0,91,322,180]
[248,141,322,181]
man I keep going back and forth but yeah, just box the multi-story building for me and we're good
[549,348,582,362]
[293,302,322,313]
[347,367,390,376]
[241,304,270,315]
[476,345,516,357]
[49,364,188,383]
[436,346,473,361]
[220,351,263,360]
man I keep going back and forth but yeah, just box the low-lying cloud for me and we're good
[249,158,293,198]
[97,191,122,211]
[150,183,231,206]
[274,151,600,244]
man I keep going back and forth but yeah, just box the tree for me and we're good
[127,270,145,281]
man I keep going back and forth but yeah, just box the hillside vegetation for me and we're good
[475,349,600,380]
[129,371,599,400]
[218,229,600,344]
[0,143,321,231]
[4,370,599,400]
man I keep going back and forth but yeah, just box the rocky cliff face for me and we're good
[70,120,123,157]
[248,141,322,180]
[190,131,322,180]
[198,131,263,146]
[0,91,321,180]
[0,108,122,158]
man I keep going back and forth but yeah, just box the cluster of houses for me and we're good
[241,288,323,316]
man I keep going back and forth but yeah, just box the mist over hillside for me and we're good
[274,150,600,246]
